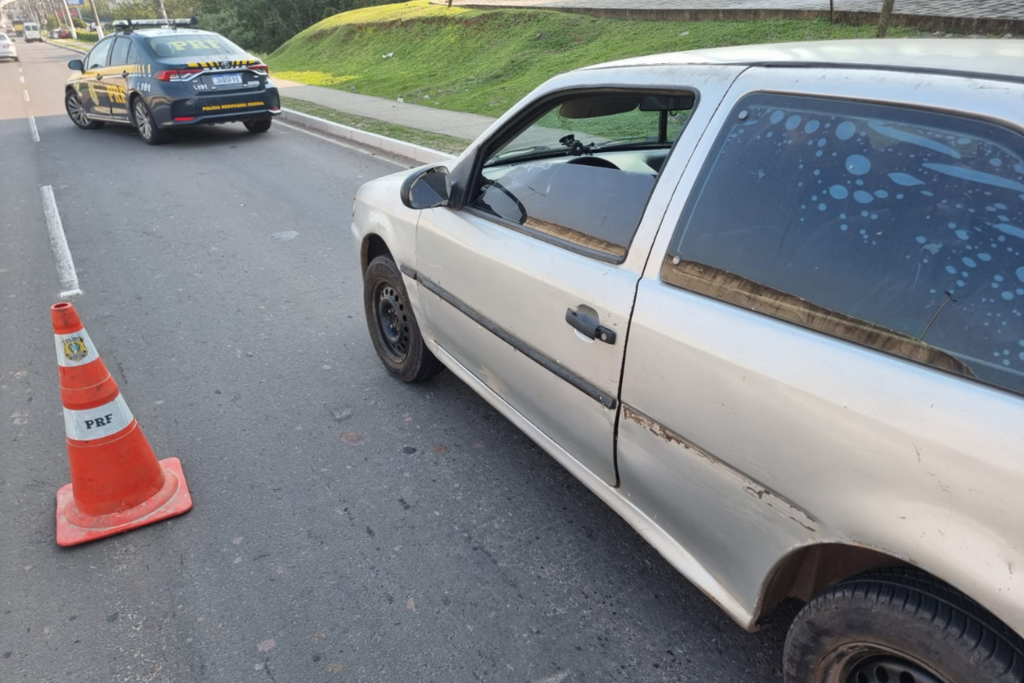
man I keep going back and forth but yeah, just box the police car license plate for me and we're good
[211,73,243,86]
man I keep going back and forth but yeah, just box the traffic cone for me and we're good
[51,302,192,547]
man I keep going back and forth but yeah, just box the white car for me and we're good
[23,22,41,42]
[0,33,18,62]
[353,39,1024,683]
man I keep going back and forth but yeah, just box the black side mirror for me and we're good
[401,166,451,210]
[68,58,84,72]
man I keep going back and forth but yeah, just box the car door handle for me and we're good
[566,308,616,344]
[95,74,103,80]
[122,71,129,77]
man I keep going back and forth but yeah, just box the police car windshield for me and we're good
[145,34,246,58]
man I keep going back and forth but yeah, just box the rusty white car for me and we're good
[352,39,1024,683]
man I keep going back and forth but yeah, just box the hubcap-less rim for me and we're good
[67,94,89,127]
[848,656,945,683]
[134,102,151,139]
[374,282,409,363]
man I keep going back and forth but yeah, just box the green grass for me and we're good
[268,0,922,119]
[281,96,467,154]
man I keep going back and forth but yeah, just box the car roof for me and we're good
[585,39,1024,82]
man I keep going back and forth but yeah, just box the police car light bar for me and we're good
[113,17,198,33]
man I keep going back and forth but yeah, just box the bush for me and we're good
[77,30,98,42]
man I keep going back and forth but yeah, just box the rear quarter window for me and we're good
[664,92,1024,397]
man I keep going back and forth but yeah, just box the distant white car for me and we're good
[0,33,18,61]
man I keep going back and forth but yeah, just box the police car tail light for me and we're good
[155,68,203,82]
[249,64,268,74]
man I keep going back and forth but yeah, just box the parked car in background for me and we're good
[353,38,1024,683]
[0,33,18,61]
[56,28,70,39]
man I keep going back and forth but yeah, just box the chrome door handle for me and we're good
[566,308,616,344]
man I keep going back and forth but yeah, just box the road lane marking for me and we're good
[276,121,406,168]
[23,90,30,102]
[40,186,83,299]
[19,75,24,83]
[28,116,39,142]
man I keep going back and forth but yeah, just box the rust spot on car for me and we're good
[622,404,818,533]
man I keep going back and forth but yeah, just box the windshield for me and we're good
[25,23,38,29]
[145,34,245,58]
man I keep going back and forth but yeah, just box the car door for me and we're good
[618,67,1024,627]
[413,68,742,485]
[80,36,115,118]
[102,36,133,121]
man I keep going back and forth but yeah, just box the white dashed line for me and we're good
[19,75,24,83]
[28,116,39,143]
[40,186,82,299]
[23,90,30,102]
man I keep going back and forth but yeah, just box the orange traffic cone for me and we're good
[52,302,192,546]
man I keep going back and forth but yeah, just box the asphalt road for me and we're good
[1,40,791,683]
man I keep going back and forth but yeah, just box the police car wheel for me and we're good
[132,98,167,145]
[65,90,102,130]
[244,119,272,134]
[363,256,445,383]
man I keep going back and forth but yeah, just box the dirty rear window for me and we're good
[664,93,1024,397]
[145,34,245,58]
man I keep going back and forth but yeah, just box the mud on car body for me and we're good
[64,18,280,145]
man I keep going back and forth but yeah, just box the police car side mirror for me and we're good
[68,58,84,72]
[401,166,451,210]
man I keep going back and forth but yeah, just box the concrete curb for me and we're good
[45,40,89,54]
[280,108,456,166]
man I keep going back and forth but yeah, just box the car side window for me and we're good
[469,90,694,262]
[109,37,131,67]
[664,93,1024,397]
[125,41,138,65]
[85,37,114,70]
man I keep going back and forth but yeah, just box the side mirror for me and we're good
[401,166,451,210]
[68,58,84,72]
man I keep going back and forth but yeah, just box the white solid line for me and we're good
[276,121,406,168]
[23,90,30,102]
[28,116,39,143]
[40,186,83,299]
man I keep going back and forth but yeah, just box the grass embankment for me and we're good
[268,0,920,119]
[47,38,94,52]
[281,96,468,155]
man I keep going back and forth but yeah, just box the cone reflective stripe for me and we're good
[51,302,192,546]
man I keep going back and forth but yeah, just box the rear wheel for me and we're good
[784,568,1024,683]
[132,97,167,145]
[244,118,272,134]
[363,255,444,383]
[65,90,102,129]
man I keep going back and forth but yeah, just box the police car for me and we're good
[64,18,280,145]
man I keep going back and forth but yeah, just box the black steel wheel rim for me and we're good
[847,655,946,683]
[374,282,409,363]
[67,94,89,126]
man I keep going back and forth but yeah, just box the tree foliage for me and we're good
[198,0,396,54]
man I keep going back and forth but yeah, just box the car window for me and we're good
[470,91,694,261]
[85,37,114,70]
[145,34,245,58]
[664,92,1024,396]
[125,41,138,65]
[109,37,131,67]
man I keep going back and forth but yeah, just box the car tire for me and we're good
[363,255,444,383]
[244,118,272,134]
[132,97,167,145]
[65,90,102,129]
[784,567,1024,683]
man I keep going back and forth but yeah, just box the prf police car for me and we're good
[64,18,280,145]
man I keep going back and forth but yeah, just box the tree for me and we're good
[877,0,895,37]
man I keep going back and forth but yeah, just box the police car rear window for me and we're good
[145,35,245,58]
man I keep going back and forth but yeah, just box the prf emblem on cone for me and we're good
[52,302,192,546]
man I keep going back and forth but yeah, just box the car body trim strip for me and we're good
[400,264,618,410]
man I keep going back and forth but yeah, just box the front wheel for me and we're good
[363,255,444,383]
[784,568,1024,683]
[244,118,272,134]
[132,97,167,145]
[65,90,102,129]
